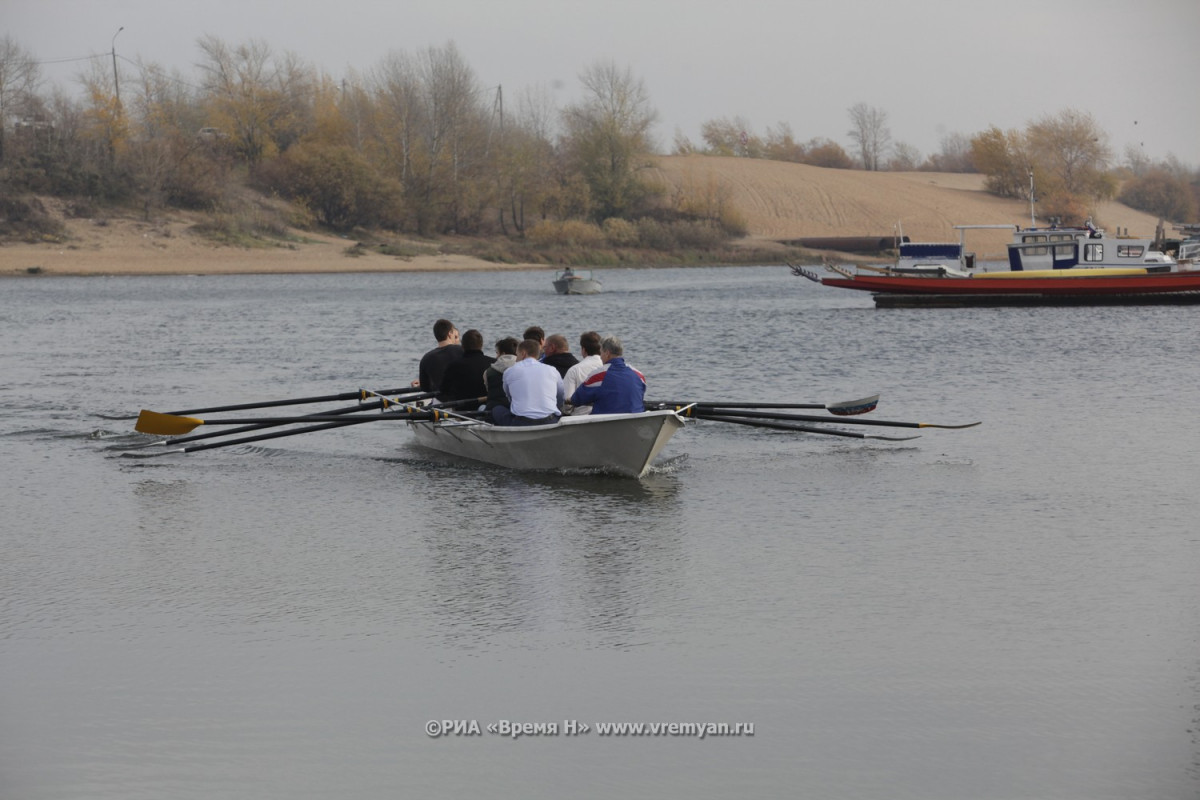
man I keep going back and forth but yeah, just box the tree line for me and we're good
[1,34,718,246]
[1,33,1196,244]
[680,105,1200,225]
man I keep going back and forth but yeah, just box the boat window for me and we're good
[1084,243,1104,262]
[1116,245,1144,258]
[1053,244,1075,256]
[1022,235,1047,244]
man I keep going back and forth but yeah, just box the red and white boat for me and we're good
[794,222,1200,306]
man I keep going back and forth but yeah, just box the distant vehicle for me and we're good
[552,268,602,295]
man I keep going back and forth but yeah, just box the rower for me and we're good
[569,336,646,414]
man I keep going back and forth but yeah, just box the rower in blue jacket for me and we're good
[569,336,645,414]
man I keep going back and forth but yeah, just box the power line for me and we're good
[34,54,108,66]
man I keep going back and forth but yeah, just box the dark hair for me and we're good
[433,319,455,341]
[461,329,483,350]
[579,331,602,356]
[523,326,545,343]
[495,337,519,356]
[518,338,542,359]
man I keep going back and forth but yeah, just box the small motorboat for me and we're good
[553,268,603,295]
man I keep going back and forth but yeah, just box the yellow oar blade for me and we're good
[135,410,205,436]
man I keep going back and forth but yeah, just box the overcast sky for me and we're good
[8,0,1199,166]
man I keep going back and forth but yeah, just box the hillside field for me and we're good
[649,155,1167,261]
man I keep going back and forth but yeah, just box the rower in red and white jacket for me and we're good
[568,336,645,414]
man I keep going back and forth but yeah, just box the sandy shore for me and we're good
[0,212,528,277]
[2,156,1168,277]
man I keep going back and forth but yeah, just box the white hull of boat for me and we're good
[407,409,683,477]
[553,277,603,295]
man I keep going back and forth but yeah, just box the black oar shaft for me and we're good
[646,393,879,416]
[697,414,917,441]
[166,410,487,455]
[150,400,388,446]
[165,386,422,416]
[684,407,978,430]
[650,400,831,409]
[170,412,462,426]
[174,418,380,453]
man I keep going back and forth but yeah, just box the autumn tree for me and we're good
[1026,109,1114,201]
[368,50,424,196]
[699,116,760,157]
[847,102,891,171]
[195,36,315,164]
[763,122,805,162]
[0,35,42,163]
[75,60,130,197]
[412,42,493,234]
[560,61,658,222]
[887,142,921,171]
[121,60,227,214]
[260,141,403,230]
[970,126,1030,198]
[925,132,975,173]
[803,137,853,169]
[493,84,561,235]
[1118,167,1199,222]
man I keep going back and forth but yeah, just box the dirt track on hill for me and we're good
[649,155,1166,260]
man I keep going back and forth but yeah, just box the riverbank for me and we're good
[1,156,1167,277]
[0,211,527,276]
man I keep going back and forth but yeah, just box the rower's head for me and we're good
[461,329,483,351]
[517,338,542,360]
[579,331,601,357]
[600,336,623,362]
[544,334,569,356]
[433,318,458,344]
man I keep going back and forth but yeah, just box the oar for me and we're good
[647,394,879,416]
[126,398,393,447]
[101,386,426,420]
[125,408,490,458]
[136,397,482,437]
[125,416,401,457]
[679,406,980,430]
[697,413,919,441]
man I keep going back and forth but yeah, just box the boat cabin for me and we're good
[1006,224,1175,271]
[895,243,972,277]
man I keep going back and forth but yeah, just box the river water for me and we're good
[2,267,1197,799]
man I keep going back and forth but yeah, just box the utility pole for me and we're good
[111,27,124,110]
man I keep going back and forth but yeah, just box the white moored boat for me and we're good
[406,409,684,478]
[1006,220,1176,271]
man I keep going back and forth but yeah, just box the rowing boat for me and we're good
[406,409,684,477]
